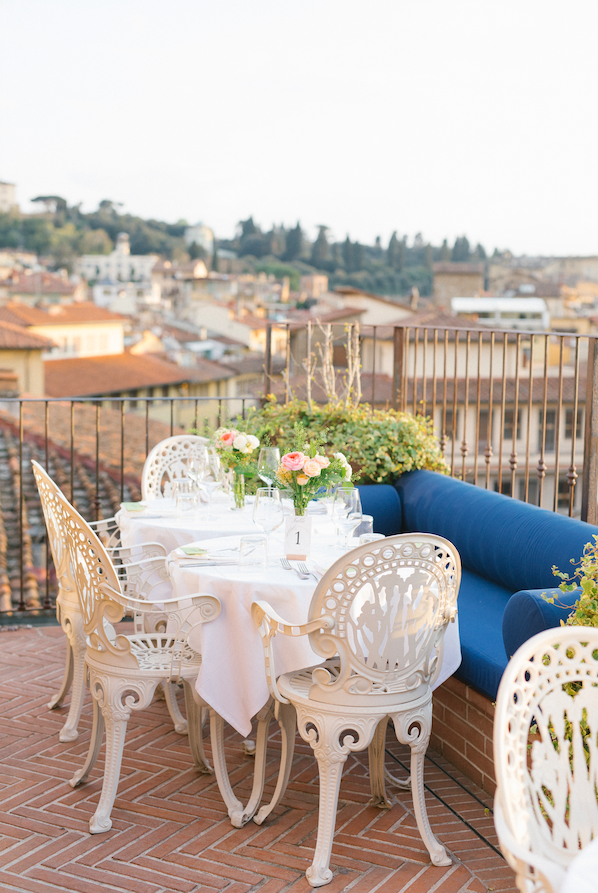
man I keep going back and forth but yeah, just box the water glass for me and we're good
[238,534,268,571]
[173,479,198,517]
[332,488,363,549]
[257,447,281,486]
[359,533,385,545]
[354,514,373,538]
[253,488,284,544]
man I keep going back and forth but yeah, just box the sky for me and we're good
[1,0,597,257]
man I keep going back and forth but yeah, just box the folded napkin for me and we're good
[121,502,146,512]
[180,545,208,556]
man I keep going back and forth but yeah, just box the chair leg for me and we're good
[164,681,188,735]
[254,701,296,825]
[182,680,212,774]
[209,708,248,827]
[391,706,451,867]
[70,696,105,788]
[48,634,73,710]
[232,700,274,826]
[368,716,392,809]
[89,700,131,834]
[58,618,87,742]
[306,738,348,887]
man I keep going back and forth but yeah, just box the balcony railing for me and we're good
[2,319,597,617]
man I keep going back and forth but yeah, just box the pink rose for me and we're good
[281,451,306,471]
[302,458,322,477]
[313,455,330,468]
[220,431,235,447]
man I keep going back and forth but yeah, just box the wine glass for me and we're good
[198,450,223,503]
[332,488,362,550]
[253,487,284,556]
[257,447,281,486]
[187,446,207,485]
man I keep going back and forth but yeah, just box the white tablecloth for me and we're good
[562,838,598,893]
[169,532,462,738]
[116,494,258,555]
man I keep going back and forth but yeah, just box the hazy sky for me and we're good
[1,0,597,256]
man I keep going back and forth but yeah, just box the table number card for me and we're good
[284,515,312,560]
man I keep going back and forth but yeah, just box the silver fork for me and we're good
[280,557,309,579]
[297,561,317,580]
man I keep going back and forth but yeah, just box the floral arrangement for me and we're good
[272,423,351,515]
[212,427,260,472]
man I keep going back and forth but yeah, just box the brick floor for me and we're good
[0,626,517,892]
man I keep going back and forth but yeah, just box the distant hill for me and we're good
[0,199,493,298]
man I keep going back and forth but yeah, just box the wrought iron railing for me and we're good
[2,319,597,617]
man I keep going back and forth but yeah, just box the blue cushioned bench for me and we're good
[358,471,597,700]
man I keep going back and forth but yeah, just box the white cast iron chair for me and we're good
[494,626,598,893]
[250,534,461,887]
[141,434,209,500]
[32,461,189,742]
[38,474,220,833]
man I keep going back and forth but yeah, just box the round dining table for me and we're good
[168,531,462,738]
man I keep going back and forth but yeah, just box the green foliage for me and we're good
[254,262,300,291]
[242,398,448,484]
[546,535,598,628]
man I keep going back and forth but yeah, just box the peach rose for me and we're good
[220,431,236,447]
[297,474,309,486]
[302,458,322,477]
[313,455,330,468]
[281,451,305,471]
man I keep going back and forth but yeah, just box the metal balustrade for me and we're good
[2,319,597,617]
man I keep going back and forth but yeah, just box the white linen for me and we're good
[169,533,462,738]
[561,838,598,893]
[116,494,258,555]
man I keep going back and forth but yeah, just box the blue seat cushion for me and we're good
[455,569,512,700]
[395,470,598,593]
[502,587,581,659]
[357,484,402,537]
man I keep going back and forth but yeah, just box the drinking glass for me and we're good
[359,533,385,545]
[253,487,284,554]
[354,514,373,538]
[257,447,281,486]
[188,447,207,485]
[173,479,198,517]
[198,450,223,503]
[332,488,363,549]
[238,534,268,572]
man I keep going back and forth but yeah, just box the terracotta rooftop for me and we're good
[433,262,485,275]
[335,285,413,309]
[0,319,55,350]
[0,302,126,328]
[44,352,235,398]
[0,271,78,295]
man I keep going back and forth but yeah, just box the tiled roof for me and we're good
[0,271,78,295]
[0,302,125,327]
[433,262,485,275]
[0,320,55,350]
[334,286,412,309]
[44,352,235,398]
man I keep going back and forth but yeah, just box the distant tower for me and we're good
[115,232,131,255]
[0,182,17,213]
[184,222,214,255]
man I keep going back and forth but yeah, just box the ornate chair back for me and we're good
[32,459,74,599]
[494,626,598,882]
[261,534,460,707]
[141,434,209,500]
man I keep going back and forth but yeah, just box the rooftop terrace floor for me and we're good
[0,626,517,893]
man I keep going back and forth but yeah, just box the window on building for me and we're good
[162,385,170,398]
[494,478,512,497]
[558,475,572,510]
[565,407,583,440]
[440,408,460,440]
[503,408,522,441]
[129,389,138,410]
[538,409,556,452]
[477,408,494,453]
[519,477,539,505]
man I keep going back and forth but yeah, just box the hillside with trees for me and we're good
[0,198,492,297]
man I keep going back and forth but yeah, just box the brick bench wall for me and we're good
[431,676,496,795]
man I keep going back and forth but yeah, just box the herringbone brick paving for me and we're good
[0,626,517,892]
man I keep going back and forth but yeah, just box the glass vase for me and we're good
[231,471,245,510]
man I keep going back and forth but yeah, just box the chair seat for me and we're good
[86,634,202,676]
[278,658,430,711]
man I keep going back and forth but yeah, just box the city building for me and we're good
[0,319,54,395]
[75,232,158,282]
[0,270,87,305]
[451,297,550,331]
[184,222,214,255]
[0,303,126,360]
[432,262,485,306]
[0,181,17,213]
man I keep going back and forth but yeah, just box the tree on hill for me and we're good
[284,222,303,261]
[440,239,451,261]
[387,231,405,271]
[311,225,330,268]
[342,236,354,271]
[452,235,470,262]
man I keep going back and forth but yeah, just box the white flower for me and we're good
[233,434,251,454]
[333,451,352,480]
[246,434,260,451]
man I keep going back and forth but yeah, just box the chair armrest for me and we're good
[251,600,334,704]
[111,542,167,561]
